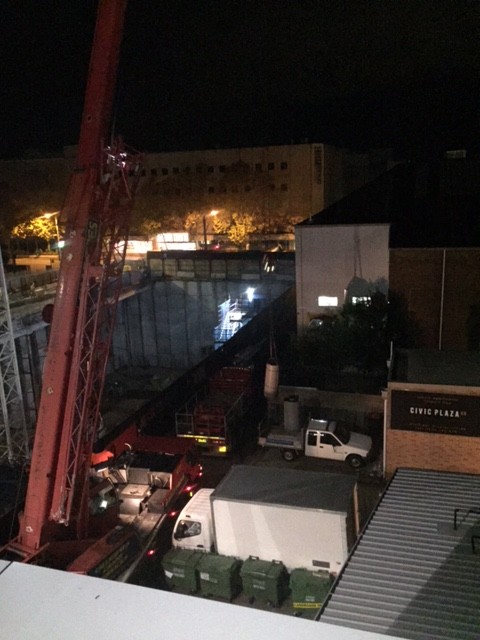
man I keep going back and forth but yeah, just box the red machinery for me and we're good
[1,0,201,574]
[175,367,253,454]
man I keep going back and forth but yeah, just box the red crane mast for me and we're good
[4,0,142,563]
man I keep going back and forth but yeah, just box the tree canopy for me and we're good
[284,291,416,391]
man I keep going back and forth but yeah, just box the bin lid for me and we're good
[162,548,205,569]
[290,568,332,586]
[197,553,241,573]
[240,556,287,579]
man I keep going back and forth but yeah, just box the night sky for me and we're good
[1,0,479,159]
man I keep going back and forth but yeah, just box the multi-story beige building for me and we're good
[139,143,393,222]
[0,144,393,243]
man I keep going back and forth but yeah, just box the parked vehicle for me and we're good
[258,417,372,468]
[172,465,358,574]
[175,366,253,455]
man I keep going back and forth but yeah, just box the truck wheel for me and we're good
[347,454,363,469]
[282,449,296,462]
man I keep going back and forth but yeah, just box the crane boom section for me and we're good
[16,0,132,554]
[50,142,141,534]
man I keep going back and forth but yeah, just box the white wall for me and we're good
[295,224,390,330]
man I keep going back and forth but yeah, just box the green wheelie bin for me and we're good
[289,568,333,612]
[197,553,243,601]
[240,556,290,607]
[161,548,204,593]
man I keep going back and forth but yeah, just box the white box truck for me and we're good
[172,465,358,574]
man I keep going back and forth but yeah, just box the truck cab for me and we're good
[172,488,214,551]
[305,419,372,468]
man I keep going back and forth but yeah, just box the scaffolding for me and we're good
[0,249,29,464]
[214,298,251,346]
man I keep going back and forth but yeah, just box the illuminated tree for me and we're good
[11,213,59,252]
[226,212,256,247]
[136,214,183,236]
[212,213,230,235]
[12,217,55,241]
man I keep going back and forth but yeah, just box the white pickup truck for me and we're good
[258,418,372,469]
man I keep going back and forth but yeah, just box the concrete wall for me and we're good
[13,255,60,273]
[9,253,295,431]
[270,385,383,431]
[111,278,292,371]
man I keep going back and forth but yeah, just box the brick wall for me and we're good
[386,429,480,476]
[389,248,480,350]
[386,382,480,477]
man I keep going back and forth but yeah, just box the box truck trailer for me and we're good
[172,465,358,574]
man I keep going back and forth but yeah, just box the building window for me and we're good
[268,162,275,170]
[184,166,191,174]
[318,296,338,307]
[280,161,288,170]
[151,168,157,176]
[444,149,467,159]
[269,184,275,191]
[175,188,181,196]
[141,169,146,177]
[162,168,169,176]
[219,186,227,193]
[173,167,179,175]
[231,186,238,193]
[208,166,214,173]
[352,296,371,304]
[208,186,215,193]
[196,165,203,174]
[280,183,288,191]
[255,163,262,172]
[245,185,251,192]
[219,165,226,173]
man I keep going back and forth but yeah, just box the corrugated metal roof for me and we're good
[212,465,357,513]
[319,468,480,639]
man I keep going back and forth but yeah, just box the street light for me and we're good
[203,209,219,250]
[41,211,61,258]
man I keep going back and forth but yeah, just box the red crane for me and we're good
[3,0,143,565]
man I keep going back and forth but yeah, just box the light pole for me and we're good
[203,214,207,250]
[202,209,219,250]
[41,211,61,258]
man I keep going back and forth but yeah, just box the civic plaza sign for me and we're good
[390,390,480,437]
